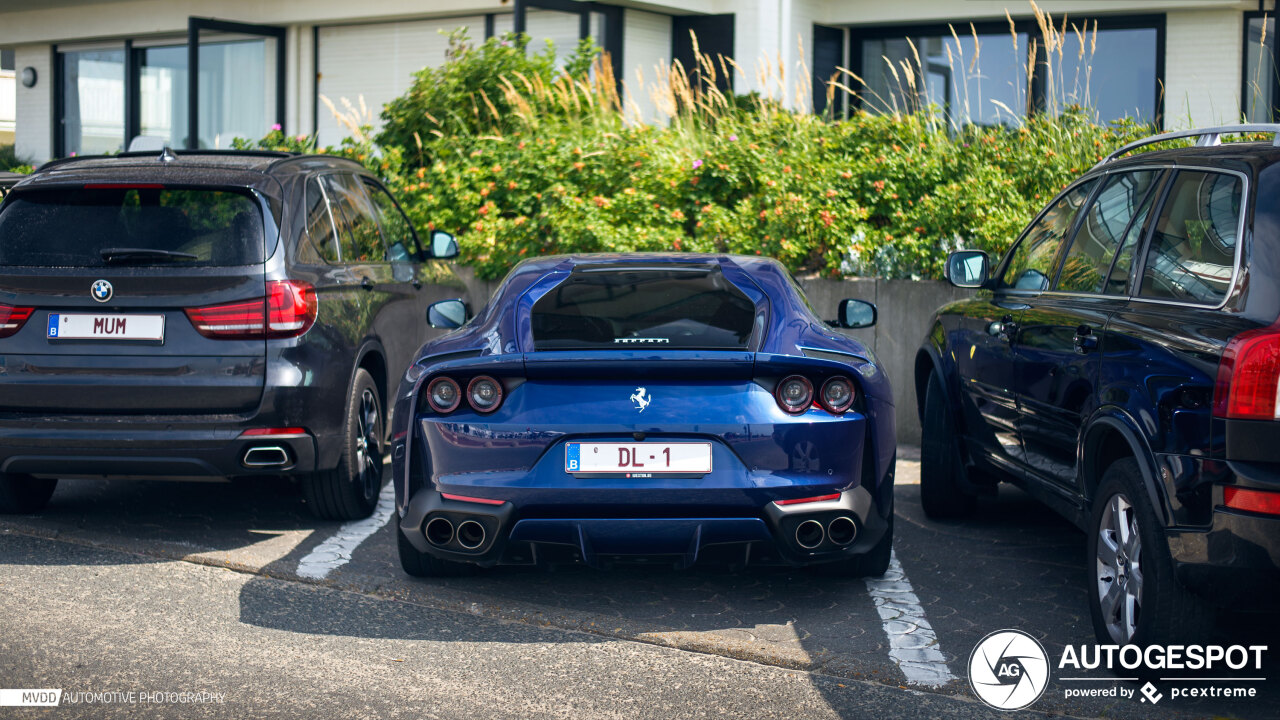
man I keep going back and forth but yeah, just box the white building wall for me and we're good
[1164,9,1245,128]
[0,71,14,146]
[621,9,672,123]
[14,45,52,162]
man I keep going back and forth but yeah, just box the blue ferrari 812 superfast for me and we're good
[389,253,896,577]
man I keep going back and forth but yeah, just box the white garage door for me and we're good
[316,16,497,146]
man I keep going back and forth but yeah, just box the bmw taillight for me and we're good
[0,303,34,339]
[466,376,503,413]
[427,377,462,413]
[1214,322,1280,420]
[186,280,316,340]
[775,375,814,414]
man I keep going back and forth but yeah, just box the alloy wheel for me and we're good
[354,388,383,502]
[1095,492,1144,643]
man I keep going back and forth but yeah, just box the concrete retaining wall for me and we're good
[453,267,971,446]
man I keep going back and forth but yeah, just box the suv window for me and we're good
[1056,170,1160,294]
[363,179,419,262]
[0,187,264,267]
[305,177,341,264]
[531,268,756,350]
[999,180,1095,291]
[1140,170,1242,305]
[322,174,385,264]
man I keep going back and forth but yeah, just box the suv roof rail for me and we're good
[1094,123,1280,169]
[37,148,298,172]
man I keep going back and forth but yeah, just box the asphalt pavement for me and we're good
[0,450,1276,719]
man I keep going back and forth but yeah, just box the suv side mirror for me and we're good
[427,298,468,329]
[836,298,877,329]
[945,250,989,289]
[430,231,459,259]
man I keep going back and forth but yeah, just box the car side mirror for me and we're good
[427,298,468,329]
[945,250,990,289]
[430,231,459,259]
[836,298,877,329]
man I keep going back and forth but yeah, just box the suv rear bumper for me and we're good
[1168,509,1280,606]
[0,419,317,480]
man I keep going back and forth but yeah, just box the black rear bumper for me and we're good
[1169,509,1280,606]
[0,418,317,480]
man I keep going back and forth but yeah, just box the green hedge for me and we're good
[247,32,1157,280]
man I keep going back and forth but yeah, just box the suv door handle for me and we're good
[360,277,374,291]
[1074,325,1099,354]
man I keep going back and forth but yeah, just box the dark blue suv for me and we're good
[916,125,1280,647]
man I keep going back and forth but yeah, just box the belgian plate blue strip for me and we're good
[296,483,396,580]
[864,549,956,688]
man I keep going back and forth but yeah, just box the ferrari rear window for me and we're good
[531,267,756,350]
[0,187,264,267]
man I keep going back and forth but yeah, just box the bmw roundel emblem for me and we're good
[91,279,113,303]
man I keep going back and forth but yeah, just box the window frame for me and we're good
[1128,166,1250,310]
[1242,11,1279,123]
[847,13,1165,126]
[361,177,422,261]
[991,175,1100,296]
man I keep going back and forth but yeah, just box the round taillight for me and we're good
[820,377,855,414]
[775,375,813,414]
[427,377,461,413]
[466,376,503,413]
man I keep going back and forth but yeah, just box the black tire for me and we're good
[0,474,57,514]
[1086,458,1215,648]
[810,513,893,578]
[397,527,477,578]
[919,372,977,519]
[302,368,384,521]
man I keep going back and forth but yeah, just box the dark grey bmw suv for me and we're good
[0,149,464,520]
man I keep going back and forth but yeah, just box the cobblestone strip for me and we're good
[865,548,956,688]
[297,483,396,579]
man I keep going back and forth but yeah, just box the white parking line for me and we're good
[864,548,956,688]
[296,483,396,580]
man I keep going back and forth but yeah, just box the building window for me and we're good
[1245,13,1277,122]
[59,48,126,156]
[850,15,1162,126]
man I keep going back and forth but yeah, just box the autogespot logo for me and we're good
[969,629,1051,711]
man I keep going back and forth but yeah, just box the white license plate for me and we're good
[47,313,165,342]
[565,442,712,474]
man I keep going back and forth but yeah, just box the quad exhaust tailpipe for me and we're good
[795,519,825,549]
[425,517,455,547]
[827,516,857,546]
[242,446,289,468]
[456,520,487,550]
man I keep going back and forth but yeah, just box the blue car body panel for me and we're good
[391,253,894,568]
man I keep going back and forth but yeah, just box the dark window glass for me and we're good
[1140,171,1242,305]
[531,268,756,350]
[860,31,1028,125]
[0,187,263,267]
[999,181,1094,291]
[1054,27,1158,122]
[1056,170,1159,294]
[1245,16,1276,122]
[321,174,385,264]
[363,179,419,262]
[1,50,14,71]
[304,177,340,264]
[60,48,126,156]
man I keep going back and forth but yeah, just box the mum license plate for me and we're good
[565,442,712,475]
[47,313,165,342]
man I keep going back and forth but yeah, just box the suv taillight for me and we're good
[0,303,34,339]
[1214,323,1280,420]
[186,280,317,340]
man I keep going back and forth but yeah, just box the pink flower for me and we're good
[728,135,738,142]
[271,123,282,131]
[692,159,703,169]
